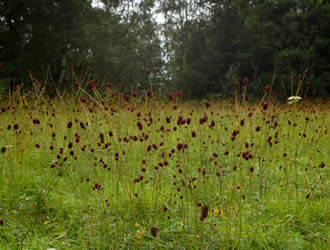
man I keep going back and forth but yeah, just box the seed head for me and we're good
[242,77,249,86]
[200,205,209,221]
[168,93,174,101]
[204,101,211,108]
[151,227,158,237]
[264,84,271,92]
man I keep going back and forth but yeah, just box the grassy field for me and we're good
[0,90,329,249]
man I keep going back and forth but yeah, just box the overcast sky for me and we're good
[91,0,104,8]
[91,0,165,24]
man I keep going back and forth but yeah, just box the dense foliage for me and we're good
[1,0,330,98]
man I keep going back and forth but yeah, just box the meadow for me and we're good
[0,87,329,249]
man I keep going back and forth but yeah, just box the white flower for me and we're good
[288,96,302,104]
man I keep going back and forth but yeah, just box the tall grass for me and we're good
[0,88,329,249]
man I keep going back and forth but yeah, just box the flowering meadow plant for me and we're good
[0,79,328,249]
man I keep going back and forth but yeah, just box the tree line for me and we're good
[1,0,329,99]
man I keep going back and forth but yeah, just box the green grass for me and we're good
[0,93,329,249]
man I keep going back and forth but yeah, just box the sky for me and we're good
[91,0,165,24]
[91,0,104,8]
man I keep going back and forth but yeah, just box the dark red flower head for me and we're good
[204,101,211,108]
[146,69,152,75]
[87,80,97,89]
[168,93,174,101]
[242,77,249,86]
[151,227,158,237]
[200,205,209,221]
[147,89,153,98]
[105,82,113,88]
[262,102,268,110]
[264,84,271,92]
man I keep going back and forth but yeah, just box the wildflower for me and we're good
[288,96,302,105]
[74,82,80,88]
[146,69,152,75]
[204,101,211,108]
[199,115,208,125]
[124,94,130,102]
[242,77,249,86]
[33,119,40,125]
[100,133,105,143]
[262,102,268,110]
[232,130,240,137]
[200,205,209,221]
[67,121,73,128]
[151,227,158,237]
[147,89,153,98]
[176,91,182,97]
[168,93,174,101]
[177,143,184,151]
[264,84,271,92]
[87,80,97,89]
[80,122,86,129]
